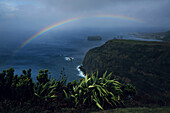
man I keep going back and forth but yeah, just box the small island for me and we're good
[88,36,102,41]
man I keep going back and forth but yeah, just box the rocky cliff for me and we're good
[81,39,170,105]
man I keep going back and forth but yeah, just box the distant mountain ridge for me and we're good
[129,30,170,41]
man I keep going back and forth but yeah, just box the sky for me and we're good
[0,0,170,31]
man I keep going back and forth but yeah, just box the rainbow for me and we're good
[13,14,144,54]
[92,14,144,23]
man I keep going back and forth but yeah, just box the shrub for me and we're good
[0,68,136,111]
[64,72,126,110]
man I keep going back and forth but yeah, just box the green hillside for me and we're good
[81,39,170,106]
[162,31,170,41]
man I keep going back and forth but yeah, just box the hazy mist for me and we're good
[0,0,170,31]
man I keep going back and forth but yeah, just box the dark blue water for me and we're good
[0,28,161,81]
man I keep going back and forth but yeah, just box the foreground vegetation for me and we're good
[0,68,136,112]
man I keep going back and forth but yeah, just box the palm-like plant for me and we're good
[65,72,123,110]
[34,79,57,101]
[34,69,67,106]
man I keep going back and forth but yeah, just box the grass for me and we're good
[1,106,170,113]
[92,107,170,113]
[105,39,170,45]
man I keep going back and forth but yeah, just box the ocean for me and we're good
[0,28,161,82]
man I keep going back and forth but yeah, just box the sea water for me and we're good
[0,28,161,82]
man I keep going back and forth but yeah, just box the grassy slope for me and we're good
[82,39,170,106]
[56,107,170,113]
[162,31,170,41]
[1,105,169,113]
[92,107,170,113]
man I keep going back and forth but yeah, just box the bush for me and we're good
[0,68,136,111]
[63,72,136,110]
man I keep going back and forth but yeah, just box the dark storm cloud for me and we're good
[0,0,170,30]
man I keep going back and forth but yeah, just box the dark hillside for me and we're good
[162,31,170,41]
[82,39,170,106]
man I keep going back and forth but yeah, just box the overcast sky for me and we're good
[0,0,170,31]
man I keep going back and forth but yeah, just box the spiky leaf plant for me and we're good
[65,72,123,110]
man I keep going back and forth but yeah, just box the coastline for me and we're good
[76,65,86,78]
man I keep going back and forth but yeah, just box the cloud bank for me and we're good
[0,0,170,31]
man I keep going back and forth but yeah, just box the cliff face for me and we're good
[83,39,170,76]
[82,39,170,104]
